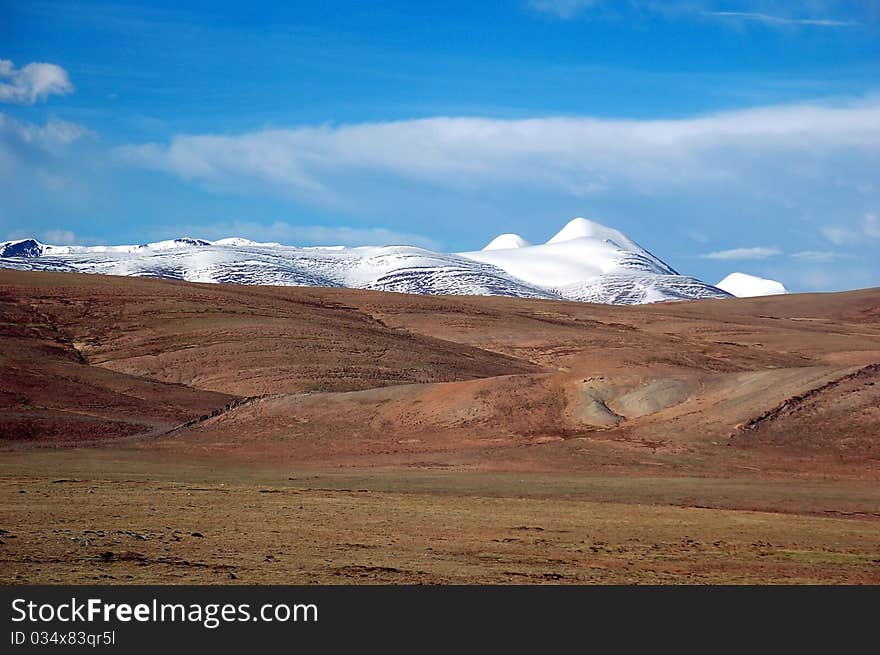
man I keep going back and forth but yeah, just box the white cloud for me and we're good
[5,228,98,245]
[701,246,781,260]
[117,98,880,207]
[168,220,441,249]
[686,230,710,244]
[528,0,599,19]
[0,113,89,190]
[0,113,91,205]
[29,118,87,146]
[704,11,856,28]
[790,250,847,263]
[43,229,78,245]
[526,2,862,26]
[865,212,880,238]
[0,59,74,104]
[822,214,880,246]
[821,225,858,246]
[0,113,89,188]
[0,113,88,148]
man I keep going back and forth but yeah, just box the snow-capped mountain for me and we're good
[716,272,788,298]
[462,218,727,303]
[0,218,731,305]
[482,233,532,250]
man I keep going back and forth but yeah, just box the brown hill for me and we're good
[2,269,879,474]
[732,363,880,456]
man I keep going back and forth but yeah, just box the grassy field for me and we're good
[2,449,878,585]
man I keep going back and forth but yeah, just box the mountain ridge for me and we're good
[0,217,731,305]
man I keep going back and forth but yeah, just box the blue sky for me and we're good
[1,0,879,292]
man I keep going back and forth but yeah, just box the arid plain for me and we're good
[1,269,879,584]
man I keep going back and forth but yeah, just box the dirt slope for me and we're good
[0,287,233,444]
[1,271,537,397]
[732,363,880,456]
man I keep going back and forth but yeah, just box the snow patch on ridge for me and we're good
[547,217,633,247]
[213,237,282,247]
[716,272,788,298]
[482,233,531,250]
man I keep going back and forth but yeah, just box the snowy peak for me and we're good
[461,216,679,287]
[716,272,788,298]
[542,217,672,271]
[547,217,629,248]
[482,233,531,251]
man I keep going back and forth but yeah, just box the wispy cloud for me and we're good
[822,213,880,245]
[527,2,863,26]
[5,228,103,245]
[0,59,74,104]
[821,225,858,246]
[704,11,857,28]
[0,112,91,205]
[0,113,87,148]
[528,0,602,20]
[790,250,847,263]
[117,98,880,210]
[43,229,79,245]
[527,0,599,20]
[701,246,781,260]
[0,112,89,191]
[865,212,880,238]
[0,112,89,192]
